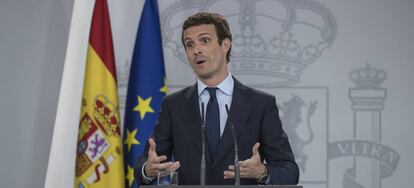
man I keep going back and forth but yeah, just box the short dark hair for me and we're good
[182,12,232,62]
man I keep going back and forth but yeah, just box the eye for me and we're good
[201,38,210,44]
[185,41,194,48]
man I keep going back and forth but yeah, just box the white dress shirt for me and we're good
[197,72,234,137]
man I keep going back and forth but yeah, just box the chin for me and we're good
[196,72,213,80]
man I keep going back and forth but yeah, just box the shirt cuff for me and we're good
[141,161,155,183]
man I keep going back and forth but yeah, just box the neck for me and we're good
[200,71,229,87]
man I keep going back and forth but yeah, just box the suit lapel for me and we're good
[212,78,252,168]
[180,84,202,150]
[180,83,214,163]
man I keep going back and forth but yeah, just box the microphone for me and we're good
[225,104,240,185]
[200,102,206,185]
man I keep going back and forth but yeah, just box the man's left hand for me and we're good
[223,142,266,179]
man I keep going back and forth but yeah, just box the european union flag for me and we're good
[123,0,166,187]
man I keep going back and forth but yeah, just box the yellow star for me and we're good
[126,164,135,187]
[160,78,168,94]
[124,129,140,151]
[133,96,154,120]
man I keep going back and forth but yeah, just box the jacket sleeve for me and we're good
[260,96,300,185]
[134,97,174,185]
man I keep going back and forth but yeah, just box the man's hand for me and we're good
[223,142,266,179]
[144,138,180,178]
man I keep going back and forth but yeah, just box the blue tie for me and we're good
[205,87,220,155]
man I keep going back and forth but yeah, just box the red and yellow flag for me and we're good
[74,0,124,187]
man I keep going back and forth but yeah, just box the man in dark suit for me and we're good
[135,12,299,185]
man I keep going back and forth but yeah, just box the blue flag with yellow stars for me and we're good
[123,0,167,187]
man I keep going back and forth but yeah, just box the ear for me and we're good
[221,38,231,54]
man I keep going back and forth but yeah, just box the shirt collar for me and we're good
[197,72,234,96]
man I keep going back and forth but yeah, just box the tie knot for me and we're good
[206,87,218,99]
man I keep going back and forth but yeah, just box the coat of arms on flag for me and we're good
[76,95,123,186]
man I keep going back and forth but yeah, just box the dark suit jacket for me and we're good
[135,78,299,185]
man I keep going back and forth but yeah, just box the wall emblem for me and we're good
[327,64,400,188]
[160,0,337,87]
[279,95,317,172]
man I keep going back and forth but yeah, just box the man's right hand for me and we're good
[144,138,180,178]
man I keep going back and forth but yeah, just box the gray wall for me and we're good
[0,0,73,187]
[1,0,413,187]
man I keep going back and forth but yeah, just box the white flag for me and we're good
[44,0,95,187]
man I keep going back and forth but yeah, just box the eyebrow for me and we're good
[198,32,211,37]
[184,32,212,42]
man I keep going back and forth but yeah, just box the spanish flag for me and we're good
[74,0,125,187]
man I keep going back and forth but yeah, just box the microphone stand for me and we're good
[200,103,206,185]
[225,105,240,185]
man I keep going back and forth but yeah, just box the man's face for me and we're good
[183,24,230,81]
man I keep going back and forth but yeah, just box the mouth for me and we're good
[196,60,206,65]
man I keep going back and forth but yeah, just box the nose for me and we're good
[193,43,202,55]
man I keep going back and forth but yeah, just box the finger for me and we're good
[149,138,156,152]
[223,170,234,179]
[153,161,181,172]
[251,142,260,160]
[152,155,167,163]
[252,142,260,155]
[168,161,181,171]
[239,171,248,178]
[239,165,249,171]
[148,138,157,158]
[150,162,168,172]
[227,165,234,170]
[170,161,181,171]
[157,162,175,170]
[174,161,181,171]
